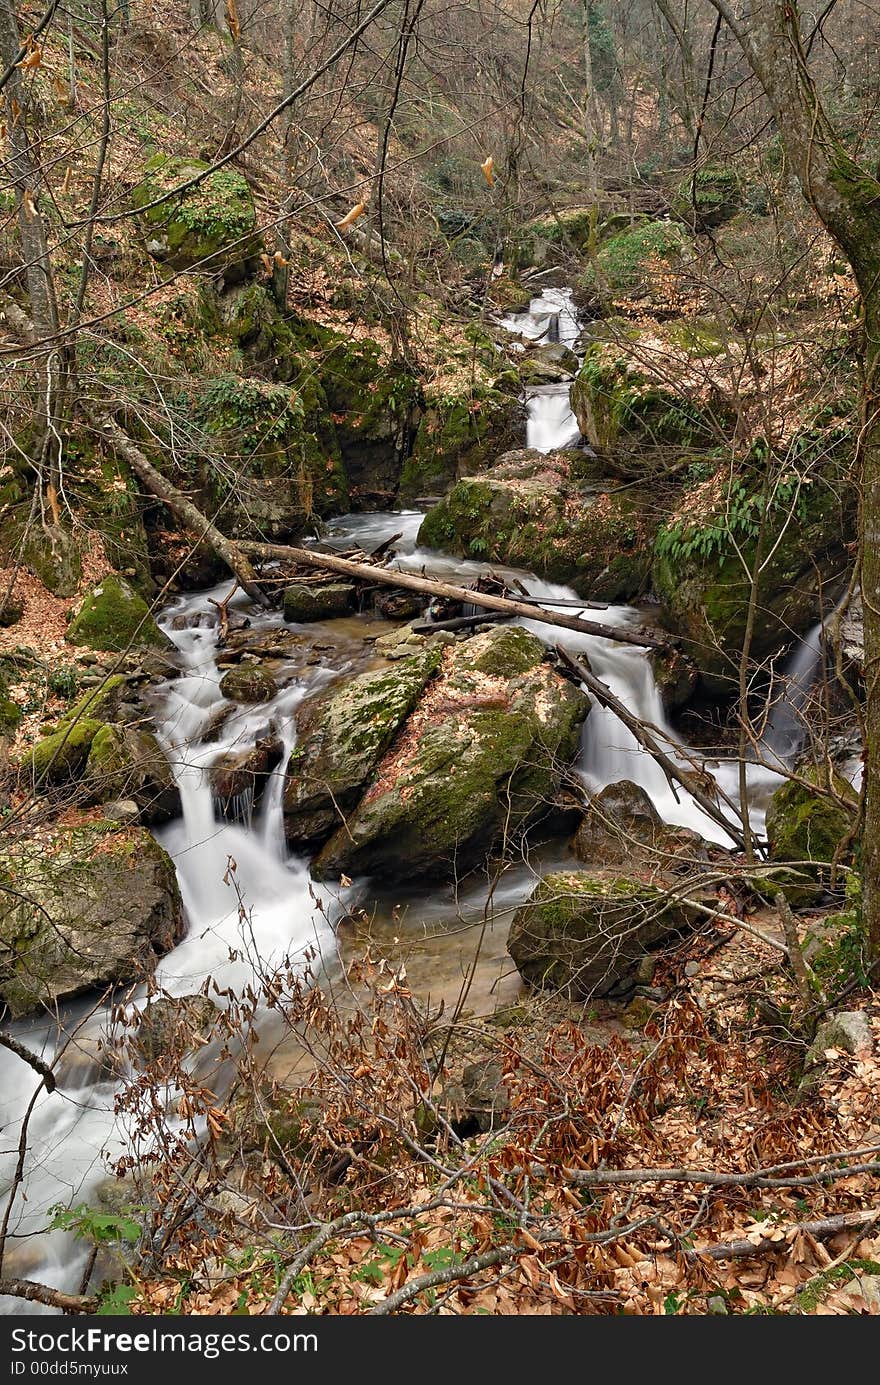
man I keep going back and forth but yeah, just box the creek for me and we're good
[0,286,813,1308]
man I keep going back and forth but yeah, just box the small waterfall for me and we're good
[0,584,332,1309]
[500,287,583,453]
[761,621,823,767]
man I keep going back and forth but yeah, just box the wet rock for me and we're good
[66,575,173,653]
[283,582,357,623]
[313,626,589,881]
[572,780,712,880]
[765,769,857,871]
[0,825,184,1018]
[652,466,853,696]
[649,643,699,711]
[417,450,654,602]
[135,994,221,1064]
[573,780,664,868]
[520,342,579,385]
[373,589,424,621]
[507,869,696,999]
[219,661,278,703]
[209,737,283,817]
[83,725,181,824]
[284,648,441,848]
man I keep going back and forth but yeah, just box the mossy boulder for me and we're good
[284,648,442,848]
[22,718,104,784]
[66,575,173,653]
[400,382,524,498]
[765,770,857,868]
[84,724,181,824]
[507,869,695,998]
[283,582,356,623]
[312,626,589,881]
[417,449,655,601]
[571,341,720,462]
[193,373,348,537]
[219,662,278,704]
[134,994,220,1065]
[0,824,184,1018]
[314,334,422,507]
[18,524,83,597]
[520,342,580,386]
[131,155,262,281]
[672,166,742,230]
[652,465,854,695]
[517,207,597,268]
[579,219,689,305]
[0,698,22,737]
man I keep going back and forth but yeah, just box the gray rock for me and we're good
[0,825,184,1018]
[806,1010,873,1066]
[283,582,357,623]
[508,869,696,999]
[103,799,141,824]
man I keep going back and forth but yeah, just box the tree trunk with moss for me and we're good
[708,0,880,959]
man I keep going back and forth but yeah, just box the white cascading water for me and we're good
[501,287,582,453]
[0,585,335,1309]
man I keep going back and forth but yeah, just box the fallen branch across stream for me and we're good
[239,541,666,648]
[555,645,747,850]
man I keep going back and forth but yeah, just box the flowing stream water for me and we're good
[0,286,822,1308]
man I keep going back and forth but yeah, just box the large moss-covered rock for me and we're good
[0,825,184,1018]
[652,464,853,695]
[84,724,181,824]
[572,341,720,462]
[131,155,261,281]
[417,449,655,601]
[507,869,695,998]
[315,334,422,507]
[193,373,348,537]
[517,207,596,268]
[579,219,689,306]
[400,382,524,497]
[284,648,442,848]
[66,575,173,653]
[22,718,104,784]
[765,771,857,867]
[313,626,589,881]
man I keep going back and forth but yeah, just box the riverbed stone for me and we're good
[313,625,589,881]
[507,868,696,998]
[219,661,278,703]
[0,824,184,1018]
[283,582,357,623]
[284,647,442,848]
[572,780,664,868]
[135,994,221,1064]
[765,769,857,867]
[209,736,283,817]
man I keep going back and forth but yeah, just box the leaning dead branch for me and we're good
[555,645,748,849]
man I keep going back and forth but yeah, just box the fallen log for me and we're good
[239,541,666,649]
[89,412,267,606]
[555,645,747,849]
[693,1209,880,1263]
[410,612,509,634]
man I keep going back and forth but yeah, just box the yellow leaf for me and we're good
[335,201,367,231]
[480,155,495,187]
